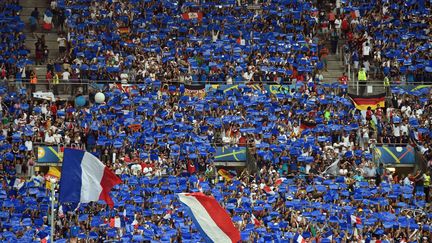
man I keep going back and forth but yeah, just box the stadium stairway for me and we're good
[322,54,345,83]
[20,0,59,84]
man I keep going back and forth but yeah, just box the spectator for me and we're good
[57,33,67,55]
[320,46,329,72]
[30,7,39,21]
[357,67,367,94]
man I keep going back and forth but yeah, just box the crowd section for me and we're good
[1,81,432,241]
[334,0,432,84]
[0,0,31,83]
[51,0,327,84]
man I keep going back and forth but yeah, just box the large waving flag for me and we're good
[59,148,122,208]
[348,93,385,110]
[177,192,240,243]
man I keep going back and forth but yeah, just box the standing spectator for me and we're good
[57,34,67,55]
[35,40,43,65]
[57,9,66,31]
[46,70,52,90]
[424,171,430,201]
[338,72,348,85]
[334,15,341,35]
[357,67,367,95]
[393,121,401,143]
[330,29,338,54]
[341,17,349,38]
[320,46,329,72]
[362,42,371,61]
[52,71,59,95]
[30,8,40,22]
[30,70,37,93]
[61,69,70,94]
[43,45,49,64]
[29,15,37,34]
[376,163,384,186]
[61,69,70,82]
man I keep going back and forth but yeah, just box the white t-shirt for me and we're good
[25,140,33,151]
[334,19,341,29]
[131,164,142,175]
[53,134,62,143]
[401,105,412,117]
[362,45,371,56]
[62,71,70,80]
[393,124,400,137]
[45,134,55,144]
[400,124,409,136]
[120,73,129,83]
[57,37,67,47]
[143,167,153,176]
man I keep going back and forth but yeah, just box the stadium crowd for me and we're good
[40,0,328,84]
[0,0,432,242]
[1,80,432,242]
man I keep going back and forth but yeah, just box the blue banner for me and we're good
[214,147,246,162]
[37,146,63,163]
[374,145,415,164]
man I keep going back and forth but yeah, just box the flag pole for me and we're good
[50,178,57,243]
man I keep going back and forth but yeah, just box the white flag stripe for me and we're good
[178,194,232,243]
[80,152,104,203]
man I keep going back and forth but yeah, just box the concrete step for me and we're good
[327,59,342,65]
[327,65,343,71]
[19,7,35,17]
[20,23,60,34]
[34,65,47,74]
[323,73,344,78]
[326,55,341,62]
[26,50,60,61]
[20,0,51,8]
[25,38,58,49]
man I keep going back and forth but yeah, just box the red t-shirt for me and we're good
[187,160,196,174]
[50,104,57,116]
[342,19,349,30]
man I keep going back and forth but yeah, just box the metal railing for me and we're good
[3,79,430,99]
[6,79,431,86]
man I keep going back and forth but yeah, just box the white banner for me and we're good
[33,91,55,101]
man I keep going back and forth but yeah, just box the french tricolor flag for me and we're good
[263,185,275,196]
[351,215,362,225]
[177,192,240,243]
[294,234,306,243]
[59,149,122,208]
[274,177,287,187]
[251,213,261,227]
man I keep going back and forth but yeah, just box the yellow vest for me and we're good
[358,70,367,81]
[383,77,390,87]
[52,74,59,84]
[425,174,430,187]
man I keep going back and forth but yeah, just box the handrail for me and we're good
[374,143,410,146]
[4,79,431,86]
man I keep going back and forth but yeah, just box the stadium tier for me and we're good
[0,0,431,242]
